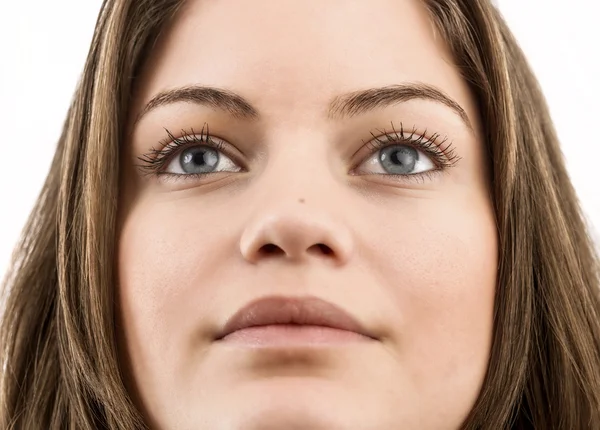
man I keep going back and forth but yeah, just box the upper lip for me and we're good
[215,295,378,340]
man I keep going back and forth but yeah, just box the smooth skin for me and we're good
[117,0,498,428]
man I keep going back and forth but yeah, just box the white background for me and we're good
[0,1,599,280]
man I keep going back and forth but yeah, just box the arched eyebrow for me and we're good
[134,86,260,124]
[134,83,473,131]
[328,83,473,130]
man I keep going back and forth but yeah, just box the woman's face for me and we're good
[117,0,498,428]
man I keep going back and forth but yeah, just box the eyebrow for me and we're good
[135,83,473,130]
[328,83,473,130]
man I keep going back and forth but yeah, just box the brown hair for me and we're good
[1,0,599,428]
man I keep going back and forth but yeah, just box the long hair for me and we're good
[1,0,599,428]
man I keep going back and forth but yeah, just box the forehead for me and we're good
[134,0,477,127]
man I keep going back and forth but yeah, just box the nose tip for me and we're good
[239,207,353,265]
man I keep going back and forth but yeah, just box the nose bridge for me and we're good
[239,129,354,265]
[264,126,332,181]
[251,127,340,218]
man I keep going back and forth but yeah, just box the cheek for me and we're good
[116,200,230,380]
[369,196,497,395]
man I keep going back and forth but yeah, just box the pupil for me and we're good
[380,145,417,174]
[192,152,205,165]
[181,147,219,173]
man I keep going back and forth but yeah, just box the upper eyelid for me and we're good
[172,132,247,165]
[360,125,453,155]
[138,122,459,175]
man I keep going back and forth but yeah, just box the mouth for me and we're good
[214,295,378,347]
[218,324,373,347]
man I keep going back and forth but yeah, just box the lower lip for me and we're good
[218,324,374,347]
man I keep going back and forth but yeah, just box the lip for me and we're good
[214,295,378,343]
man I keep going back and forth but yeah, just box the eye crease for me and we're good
[136,121,460,184]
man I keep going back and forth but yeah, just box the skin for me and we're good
[117,0,498,428]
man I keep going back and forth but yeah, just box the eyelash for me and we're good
[136,121,461,183]
[358,121,460,183]
[137,123,229,177]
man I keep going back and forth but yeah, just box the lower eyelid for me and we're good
[356,169,446,187]
[139,125,457,185]
[354,144,437,174]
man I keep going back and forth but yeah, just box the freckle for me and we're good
[299,198,305,203]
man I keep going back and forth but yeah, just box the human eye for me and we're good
[352,122,461,183]
[137,122,243,180]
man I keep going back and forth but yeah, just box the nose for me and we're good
[239,199,354,265]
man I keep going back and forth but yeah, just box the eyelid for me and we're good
[352,136,432,175]
[353,127,456,168]
[136,126,247,177]
[137,122,459,185]
[348,122,461,186]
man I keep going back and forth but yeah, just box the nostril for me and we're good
[315,243,333,255]
[260,243,283,255]
[258,243,334,258]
